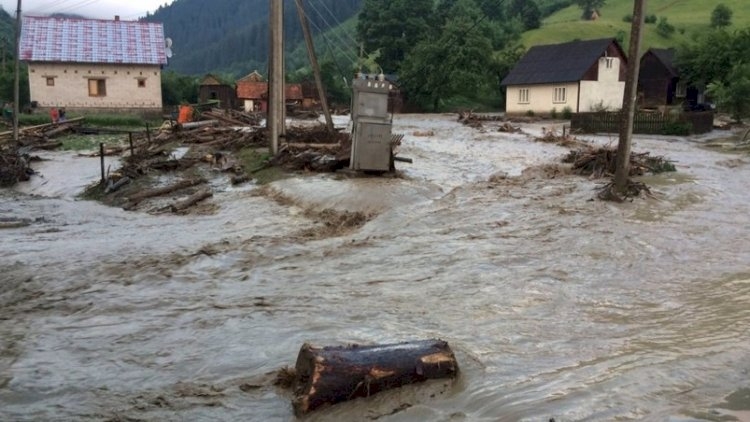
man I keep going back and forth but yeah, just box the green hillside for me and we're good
[522,0,750,50]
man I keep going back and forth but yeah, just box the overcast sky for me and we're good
[1,0,174,20]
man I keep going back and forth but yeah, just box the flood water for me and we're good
[1,115,750,421]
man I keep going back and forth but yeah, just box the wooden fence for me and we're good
[571,111,714,135]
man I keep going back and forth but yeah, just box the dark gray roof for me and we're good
[501,38,621,86]
[645,48,677,76]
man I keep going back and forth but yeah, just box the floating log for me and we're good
[170,187,212,212]
[292,339,459,415]
[179,120,219,130]
[125,178,206,207]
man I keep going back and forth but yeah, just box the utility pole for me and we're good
[13,0,22,142]
[294,0,334,133]
[268,0,284,154]
[614,0,646,193]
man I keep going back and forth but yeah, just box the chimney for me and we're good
[114,15,120,21]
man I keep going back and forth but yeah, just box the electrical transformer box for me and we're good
[350,76,394,172]
[351,118,392,171]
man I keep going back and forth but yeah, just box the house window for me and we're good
[554,87,567,103]
[518,88,530,104]
[605,57,614,69]
[88,79,107,97]
[137,79,146,88]
[675,81,687,98]
[46,77,55,86]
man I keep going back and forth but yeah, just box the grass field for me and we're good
[522,0,750,51]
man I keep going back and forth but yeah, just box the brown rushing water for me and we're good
[1,116,749,421]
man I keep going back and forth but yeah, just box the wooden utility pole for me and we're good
[294,0,334,133]
[614,0,646,193]
[13,0,22,142]
[268,0,284,154]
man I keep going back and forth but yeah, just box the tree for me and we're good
[400,0,493,110]
[710,4,733,28]
[677,29,750,87]
[706,64,750,122]
[508,0,542,30]
[356,0,434,73]
[656,17,675,38]
[574,0,606,20]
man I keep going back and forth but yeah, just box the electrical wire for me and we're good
[312,0,359,46]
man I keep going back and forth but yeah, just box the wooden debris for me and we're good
[291,339,459,415]
[597,179,653,202]
[0,148,33,187]
[124,178,206,209]
[563,146,676,178]
[170,187,212,213]
[535,128,583,147]
[498,122,522,133]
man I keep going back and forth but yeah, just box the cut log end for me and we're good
[291,339,459,416]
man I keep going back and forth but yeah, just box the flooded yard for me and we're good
[1,114,749,421]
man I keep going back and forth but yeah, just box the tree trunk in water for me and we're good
[292,339,459,415]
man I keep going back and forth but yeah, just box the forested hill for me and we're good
[144,0,362,77]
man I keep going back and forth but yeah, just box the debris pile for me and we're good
[498,122,522,133]
[563,146,676,178]
[535,128,584,148]
[0,117,85,150]
[0,146,34,187]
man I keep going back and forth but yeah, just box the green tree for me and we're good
[656,17,675,38]
[677,29,750,87]
[161,71,199,106]
[489,44,526,107]
[710,4,733,28]
[356,0,434,73]
[706,64,750,122]
[508,0,542,30]
[400,0,493,110]
[574,0,605,20]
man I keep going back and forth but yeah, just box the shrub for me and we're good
[645,14,657,24]
[550,108,558,119]
[526,110,535,117]
[662,120,691,136]
[656,17,675,38]
[562,106,573,119]
[622,14,632,23]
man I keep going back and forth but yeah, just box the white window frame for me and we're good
[675,81,687,98]
[553,87,567,104]
[518,88,529,104]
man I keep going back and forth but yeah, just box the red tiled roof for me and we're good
[20,16,167,65]
[237,81,267,100]
[236,82,305,100]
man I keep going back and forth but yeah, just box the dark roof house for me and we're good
[502,38,627,114]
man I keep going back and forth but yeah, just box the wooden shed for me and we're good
[199,74,238,109]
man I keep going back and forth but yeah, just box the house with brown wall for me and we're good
[199,74,238,109]
[20,15,167,115]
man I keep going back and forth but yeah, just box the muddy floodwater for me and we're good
[2,114,750,421]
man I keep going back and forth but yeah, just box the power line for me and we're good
[312,0,359,46]
[304,0,358,60]
[296,2,357,65]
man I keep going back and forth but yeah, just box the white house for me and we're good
[502,38,627,115]
[20,15,168,114]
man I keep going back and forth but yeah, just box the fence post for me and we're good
[100,142,105,184]
[128,132,134,155]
